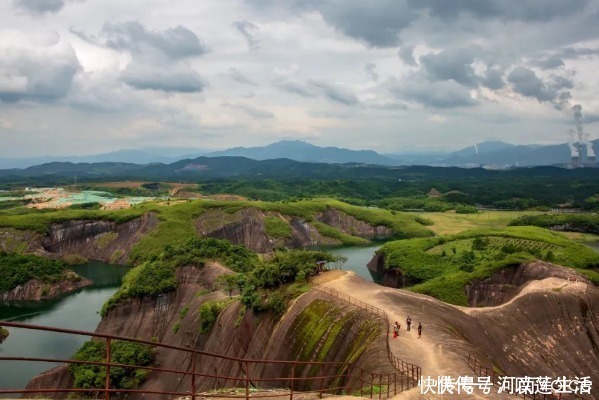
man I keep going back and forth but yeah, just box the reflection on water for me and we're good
[0,261,127,392]
[317,245,383,283]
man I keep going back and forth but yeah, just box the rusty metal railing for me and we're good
[313,285,422,388]
[1,315,409,399]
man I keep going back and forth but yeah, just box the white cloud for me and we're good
[1,0,599,157]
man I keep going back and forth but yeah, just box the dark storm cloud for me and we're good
[228,67,258,86]
[480,68,505,90]
[398,44,417,66]
[274,80,318,98]
[120,63,205,93]
[408,0,590,22]
[532,54,565,70]
[419,46,481,87]
[13,0,72,15]
[309,80,359,105]
[549,75,574,90]
[391,77,477,108]
[315,1,413,47]
[100,21,206,60]
[507,66,561,102]
[223,102,274,118]
[0,46,80,102]
[232,20,260,50]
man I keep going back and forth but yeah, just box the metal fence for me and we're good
[312,285,421,388]
[0,286,422,400]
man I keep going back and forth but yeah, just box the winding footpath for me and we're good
[313,271,522,399]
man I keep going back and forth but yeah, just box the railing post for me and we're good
[387,374,390,398]
[394,373,397,395]
[378,374,382,399]
[345,364,353,395]
[370,373,374,399]
[319,364,325,397]
[105,337,111,400]
[245,361,250,400]
[191,352,197,400]
[290,363,295,400]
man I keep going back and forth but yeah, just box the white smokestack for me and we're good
[568,129,579,158]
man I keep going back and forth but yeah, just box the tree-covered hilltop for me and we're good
[0,252,73,293]
[510,214,599,234]
[376,227,599,305]
[102,236,343,319]
[1,161,599,211]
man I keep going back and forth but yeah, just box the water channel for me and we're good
[0,262,128,392]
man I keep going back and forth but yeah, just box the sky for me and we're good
[1,0,599,157]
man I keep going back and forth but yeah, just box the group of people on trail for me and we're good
[392,317,422,339]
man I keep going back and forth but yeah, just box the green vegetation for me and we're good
[0,252,71,292]
[102,237,258,315]
[69,340,154,390]
[95,232,118,248]
[101,261,177,315]
[0,205,146,234]
[510,213,599,234]
[199,299,234,334]
[377,226,599,305]
[63,254,89,264]
[312,221,369,245]
[264,216,292,239]
[66,202,102,210]
[290,299,380,381]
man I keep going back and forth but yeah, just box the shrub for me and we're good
[69,340,154,390]
[0,252,69,293]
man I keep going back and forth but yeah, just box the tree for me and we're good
[216,274,239,298]
[460,250,476,272]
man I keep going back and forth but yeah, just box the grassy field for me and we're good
[377,226,599,305]
[417,211,546,235]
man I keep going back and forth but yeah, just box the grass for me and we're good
[0,205,149,234]
[417,211,546,235]
[312,221,369,245]
[264,216,292,239]
[377,226,599,305]
[95,232,118,248]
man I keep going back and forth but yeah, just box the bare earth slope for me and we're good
[314,271,599,399]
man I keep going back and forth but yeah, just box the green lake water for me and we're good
[319,244,383,283]
[0,262,128,393]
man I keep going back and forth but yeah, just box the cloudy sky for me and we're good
[1,0,599,157]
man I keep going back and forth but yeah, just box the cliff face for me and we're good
[43,213,158,264]
[316,208,392,238]
[196,207,391,253]
[26,264,391,398]
[465,261,592,307]
[0,271,92,301]
[366,253,418,288]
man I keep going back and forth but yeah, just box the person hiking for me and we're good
[393,321,400,339]
[406,316,412,331]
[417,322,422,339]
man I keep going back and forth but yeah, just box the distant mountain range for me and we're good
[1,139,598,169]
[204,140,399,165]
[2,157,598,187]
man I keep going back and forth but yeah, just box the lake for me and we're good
[0,262,128,392]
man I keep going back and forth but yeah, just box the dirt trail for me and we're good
[313,271,520,399]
